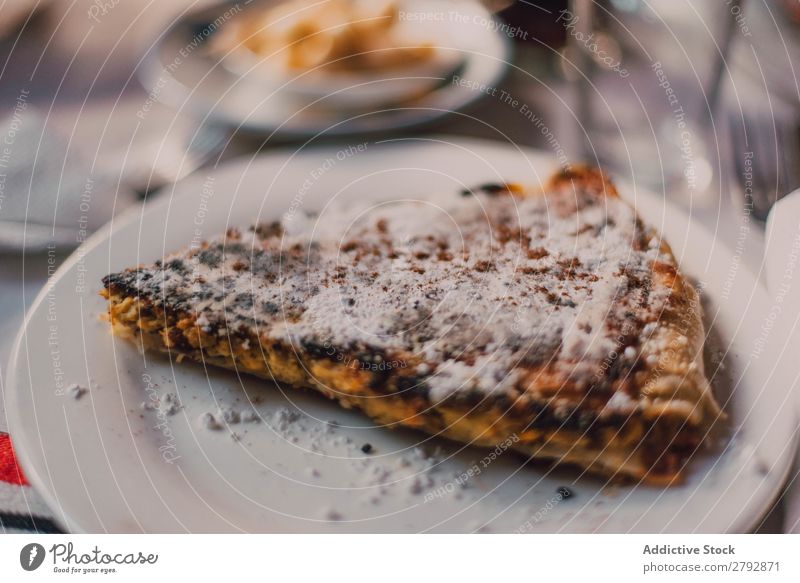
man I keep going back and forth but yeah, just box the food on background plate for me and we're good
[210,0,463,107]
[101,166,723,485]
[212,0,434,73]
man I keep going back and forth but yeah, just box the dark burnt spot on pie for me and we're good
[300,339,333,360]
[249,252,281,280]
[252,221,284,240]
[223,242,246,256]
[166,326,191,350]
[261,300,280,315]
[393,375,430,398]
[197,248,222,268]
[101,272,130,293]
[192,287,215,301]
[229,292,255,310]
[166,258,188,275]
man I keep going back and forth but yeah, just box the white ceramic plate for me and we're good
[7,138,796,533]
[139,0,510,138]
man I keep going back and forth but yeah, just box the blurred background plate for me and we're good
[138,0,511,138]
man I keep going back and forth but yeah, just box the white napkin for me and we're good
[765,189,800,533]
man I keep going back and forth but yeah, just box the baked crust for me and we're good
[101,166,723,484]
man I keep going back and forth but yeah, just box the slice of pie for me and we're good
[101,166,723,484]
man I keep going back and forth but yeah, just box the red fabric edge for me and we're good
[0,432,28,486]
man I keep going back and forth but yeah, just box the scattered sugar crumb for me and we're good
[218,407,240,424]
[67,383,88,400]
[160,393,182,416]
[199,412,223,430]
[241,410,260,423]
[322,507,342,521]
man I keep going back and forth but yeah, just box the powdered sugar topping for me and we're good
[109,179,676,402]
